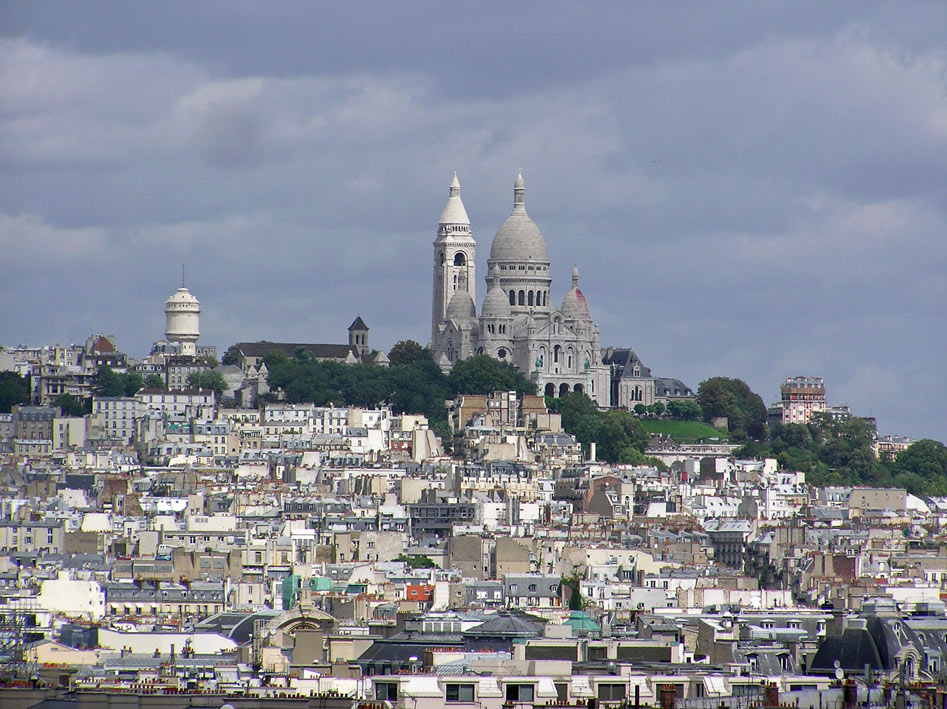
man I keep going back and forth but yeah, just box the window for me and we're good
[375,682,398,701]
[528,291,534,306]
[518,290,525,306]
[446,683,475,702]
[506,684,534,702]
[598,683,627,701]
[509,291,515,306]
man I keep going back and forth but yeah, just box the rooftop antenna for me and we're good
[181,262,186,288]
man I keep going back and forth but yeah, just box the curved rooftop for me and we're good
[446,288,477,321]
[489,171,548,263]
[560,265,591,321]
[481,266,512,318]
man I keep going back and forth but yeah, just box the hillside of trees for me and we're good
[262,343,536,446]
[736,414,947,496]
[547,392,652,465]
[697,376,767,440]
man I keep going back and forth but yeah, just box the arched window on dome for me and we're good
[453,252,466,266]
[528,291,534,307]
[542,291,547,306]
[509,291,515,306]
[439,252,445,265]
[518,291,525,306]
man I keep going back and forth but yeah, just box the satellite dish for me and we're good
[835,668,845,680]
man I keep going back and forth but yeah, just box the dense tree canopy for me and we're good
[263,349,452,444]
[548,392,649,464]
[697,376,767,439]
[667,399,702,420]
[92,367,143,398]
[144,374,165,389]
[889,439,947,496]
[736,415,947,496]
[53,393,90,417]
[262,348,544,449]
[221,344,241,366]
[388,340,430,366]
[0,371,30,413]
[187,370,228,398]
[446,355,537,397]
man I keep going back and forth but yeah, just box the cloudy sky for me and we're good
[1,2,945,439]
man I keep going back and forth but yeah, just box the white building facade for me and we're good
[430,173,610,406]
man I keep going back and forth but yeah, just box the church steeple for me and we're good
[432,171,476,344]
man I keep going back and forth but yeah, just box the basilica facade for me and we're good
[430,172,611,407]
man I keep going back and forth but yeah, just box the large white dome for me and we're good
[489,172,548,263]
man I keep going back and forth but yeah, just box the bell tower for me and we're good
[432,172,476,341]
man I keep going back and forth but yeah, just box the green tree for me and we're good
[633,403,647,417]
[91,366,124,397]
[667,399,701,421]
[888,440,947,495]
[122,371,144,396]
[597,409,649,464]
[396,554,436,569]
[446,355,537,396]
[562,567,588,611]
[143,374,165,389]
[221,344,241,366]
[0,371,31,413]
[697,377,767,439]
[557,392,601,455]
[388,340,432,366]
[892,439,947,479]
[53,394,89,417]
[187,369,228,398]
[555,393,648,464]
[201,354,219,368]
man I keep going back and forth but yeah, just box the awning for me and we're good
[703,675,728,697]
[400,677,443,698]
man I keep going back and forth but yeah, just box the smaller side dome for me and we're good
[447,289,477,321]
[561,265,591,321]
[481,266,512,318]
